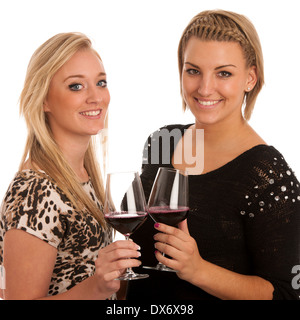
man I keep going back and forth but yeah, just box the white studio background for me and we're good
[0,0,300,200]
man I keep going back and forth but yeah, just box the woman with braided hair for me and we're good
[128,10,300,300]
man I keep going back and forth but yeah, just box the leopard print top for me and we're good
[0,170,113,297]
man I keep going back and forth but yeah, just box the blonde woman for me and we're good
[0,33,141,300]
[128,10,300,300]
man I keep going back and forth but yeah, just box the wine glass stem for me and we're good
[124,235,135,275]
[157,253,166,268]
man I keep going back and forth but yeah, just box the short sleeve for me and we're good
[1,172,67,248]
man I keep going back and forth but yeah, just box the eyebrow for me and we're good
[215,64,237,70]
[64,72,106,82]
[184,62,237,70]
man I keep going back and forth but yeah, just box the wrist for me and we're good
[69,275,110,300]
[178,256,208,288]
[188,258,209,288]
[89,275,111,300]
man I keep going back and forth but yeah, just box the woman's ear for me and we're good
[43,100,50,112]
[245,66,257,92]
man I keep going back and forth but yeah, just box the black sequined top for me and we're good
[127,124,300,300]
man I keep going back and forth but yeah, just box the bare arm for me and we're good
[153,221,274,300]
[3,229,141,300]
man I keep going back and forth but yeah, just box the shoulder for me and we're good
[3,170,68,208]
[238,145,299,186]
[238,145,282,162]
[142,124,191,168]
[239,145,300,218]
[1,170,70,247]
[3,170,49,203]
[241,145,296,180]
[144,124,191,151]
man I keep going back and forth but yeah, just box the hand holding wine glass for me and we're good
[104,171,149,280]
[144,167,189,272]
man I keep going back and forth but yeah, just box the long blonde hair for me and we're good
[19,32,107,227]
[178,10,264,120]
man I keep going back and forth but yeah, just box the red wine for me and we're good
[105,212,147,235]
[148,206,189,226]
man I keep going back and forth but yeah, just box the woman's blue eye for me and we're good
[69,80,107,91]
[69,83,83,91]
[97,80,107,87]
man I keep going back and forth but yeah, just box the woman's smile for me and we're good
[79,108,102,118]
[194,98,223,109]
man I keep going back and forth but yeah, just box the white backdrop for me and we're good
[0,0,299,199]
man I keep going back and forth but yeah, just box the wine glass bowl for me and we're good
[144,167,189,272]
[104,171,149,280]
[104,211,147,236]
[148,206,189,227]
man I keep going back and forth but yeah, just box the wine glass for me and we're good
[104,171,149,280]
[144,167,189,272]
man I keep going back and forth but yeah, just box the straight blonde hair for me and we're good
[19,32,107,227]
[178,10,264,120]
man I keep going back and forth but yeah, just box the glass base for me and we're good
[116,272,149,280]
[143,263,177,272]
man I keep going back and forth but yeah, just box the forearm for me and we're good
[192,259,274,300]
[36,275,112,300]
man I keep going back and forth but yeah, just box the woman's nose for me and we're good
[197,75,215,97]
[86,86,103,104]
